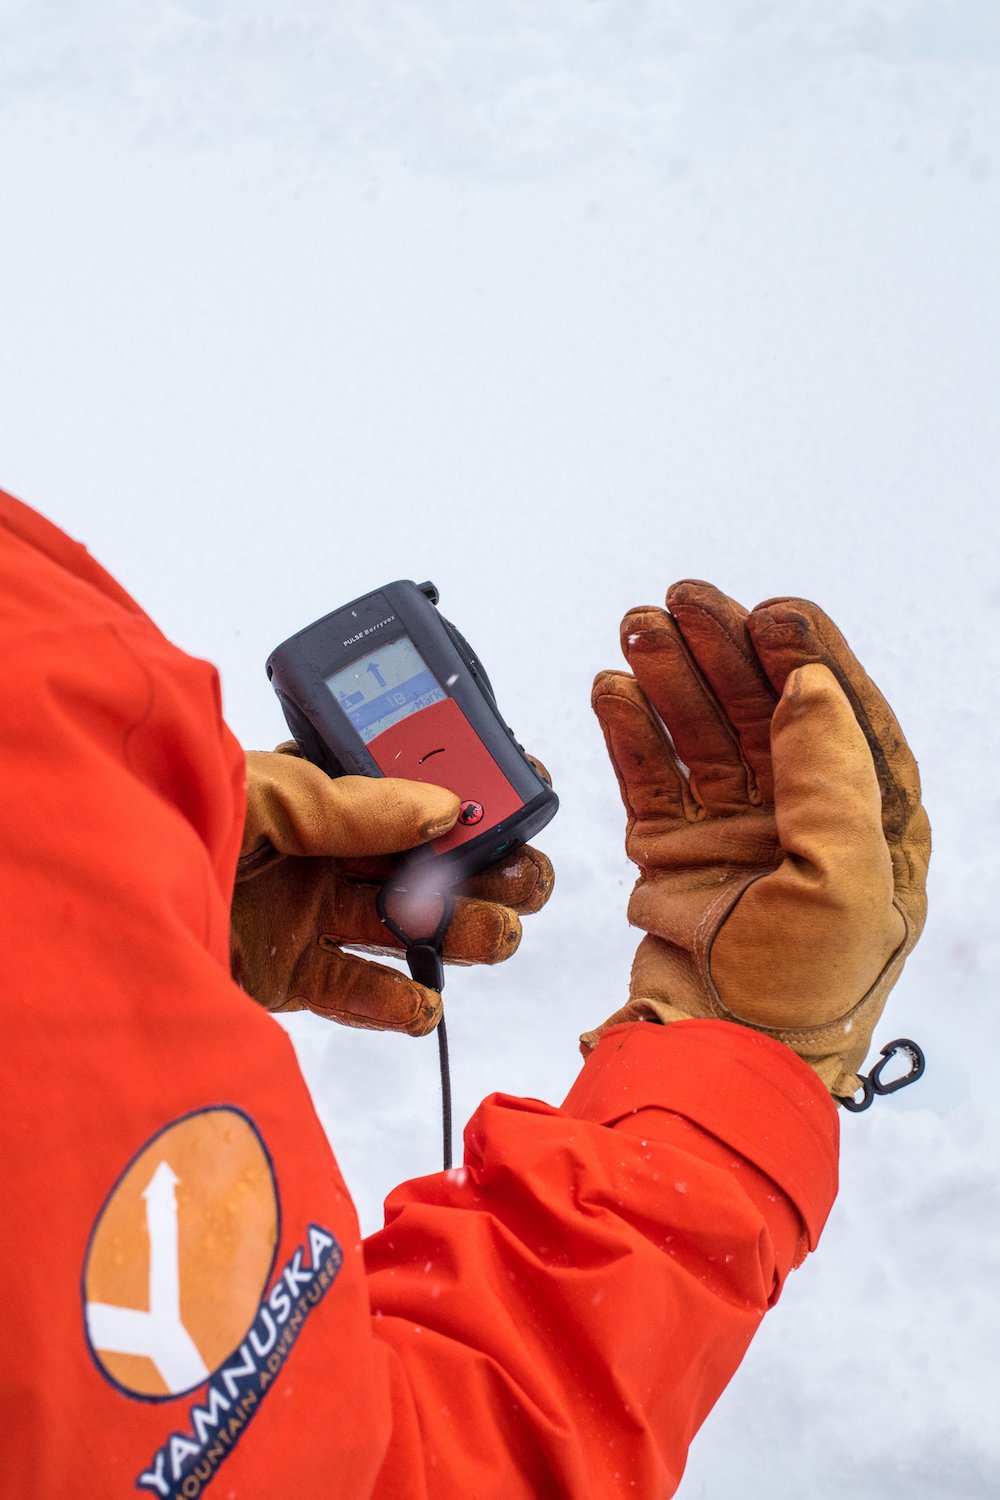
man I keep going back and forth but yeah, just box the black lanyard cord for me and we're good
[435,1013,454,1171]
[376,880,455,1171]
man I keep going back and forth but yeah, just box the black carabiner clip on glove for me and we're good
[837,1039,926,1113]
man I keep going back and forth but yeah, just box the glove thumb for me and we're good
[712,663,905,1037]
[242,750,460,865]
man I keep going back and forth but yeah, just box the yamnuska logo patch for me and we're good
[82,1106,342,1499]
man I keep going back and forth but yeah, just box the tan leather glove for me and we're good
[232,746,553,1035]
[584,581,930,1101]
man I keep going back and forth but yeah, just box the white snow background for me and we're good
[2,2,998,1495]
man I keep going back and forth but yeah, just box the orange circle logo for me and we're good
[82,1108,279,1400]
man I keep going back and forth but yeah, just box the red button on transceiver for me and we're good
[458,800,484,826]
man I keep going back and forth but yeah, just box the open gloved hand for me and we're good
[232,745,553,1035]
[584,581,930,1102]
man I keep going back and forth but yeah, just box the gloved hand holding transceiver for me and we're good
[231,743,553,1035]
[584,581,930,1102]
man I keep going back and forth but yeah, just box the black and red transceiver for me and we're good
[266,580,558,888]
[267,580,558,1168]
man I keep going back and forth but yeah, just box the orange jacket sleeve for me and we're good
[0,491,838,1500]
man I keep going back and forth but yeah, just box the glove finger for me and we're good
[462,845,554,914]
[621,608,751,814]
[665,580,777,805]
[244,751,460,859]
[747,598,926,851]
[592,670,692,822]
[525,753,553,788]
[279,942,443,1036]
[334,846,554,915]
[327,879,523,964]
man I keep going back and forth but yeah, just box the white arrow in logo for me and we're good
[86,1161,209,1393]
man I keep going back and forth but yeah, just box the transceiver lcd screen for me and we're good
[325,637,447,745]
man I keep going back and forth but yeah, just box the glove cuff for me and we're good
[579,965,905,1105]
[580,996,695,1054]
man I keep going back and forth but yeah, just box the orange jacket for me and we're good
[0,491,838,1500]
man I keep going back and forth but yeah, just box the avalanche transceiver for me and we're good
[266,580,558,883]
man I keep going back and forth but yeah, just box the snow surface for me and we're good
[2,2,998,1494]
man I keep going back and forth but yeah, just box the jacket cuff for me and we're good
[562,1019,839,1249]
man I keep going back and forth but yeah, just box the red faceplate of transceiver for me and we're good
[367,697,521,854]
